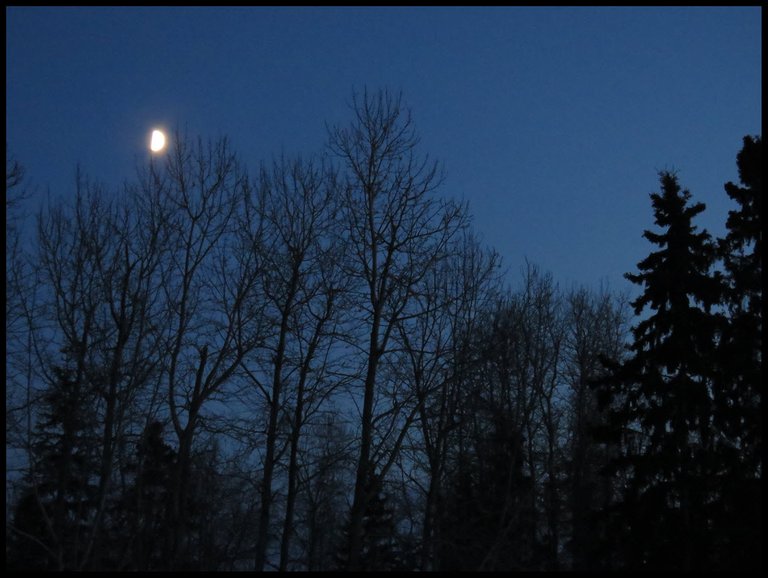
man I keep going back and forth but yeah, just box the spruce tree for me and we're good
[336,474,408,571]
[438,410,535,571]
[718,135,761,465]
[714,135,762,570]
[113,421,177,570]
[7,366,100,570]
[594,172,721,570]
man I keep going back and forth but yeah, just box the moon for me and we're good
[150,129,166,152]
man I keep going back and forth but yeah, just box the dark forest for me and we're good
[5,90,762,571]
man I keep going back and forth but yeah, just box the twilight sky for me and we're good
[6,6,762,293]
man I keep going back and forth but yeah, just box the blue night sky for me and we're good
[6,6,762,293]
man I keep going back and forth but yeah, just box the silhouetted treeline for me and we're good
[5,91,761,571]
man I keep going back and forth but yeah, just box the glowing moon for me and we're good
[150,129,166,152]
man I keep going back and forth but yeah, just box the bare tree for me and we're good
[435,262,570,571]
[243,155,347,571]
[561,285,629,570]
[295,415,357,570]
[142,132,261,569]
[6,154,33,459]
[6,164,171,569]
[5,154,42,558]
[328,88,468,571]
[395,231,501,570]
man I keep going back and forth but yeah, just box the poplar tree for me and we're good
[328,88,466,571]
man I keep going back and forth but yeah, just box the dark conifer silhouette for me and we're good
[712,135,762,570]
[118,421,177,570]
[592,171,721,570]
[7,366,100,571]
